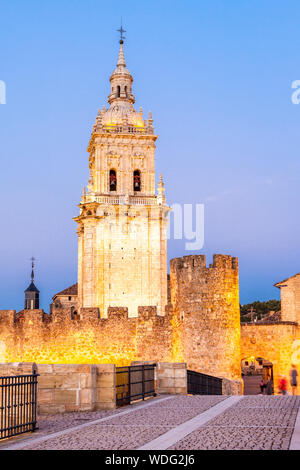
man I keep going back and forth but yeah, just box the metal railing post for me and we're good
[142,365,145,400]
[128,367,131,405]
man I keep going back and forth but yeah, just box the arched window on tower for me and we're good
[124,86,128,97]
[133,170,141,192]
[109,169,117,191]
[117,85,121,98]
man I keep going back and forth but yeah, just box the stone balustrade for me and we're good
[96,124,154,135]
[93,195,158,205]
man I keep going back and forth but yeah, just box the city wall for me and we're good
[0,255,242,388]
[0,307,173,366]
[2,254,284,398]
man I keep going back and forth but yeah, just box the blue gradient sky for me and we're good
[1,0,300,311]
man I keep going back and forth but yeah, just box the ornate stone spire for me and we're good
[108,29,135,106]
[92,26,153,130]
[116,41,126,68]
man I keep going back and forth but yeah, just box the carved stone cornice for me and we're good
[73,202,101,224]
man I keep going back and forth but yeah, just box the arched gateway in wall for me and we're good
[241,322,300,395]
[241,356,273,395]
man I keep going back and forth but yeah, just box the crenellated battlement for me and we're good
[0,310,16,326]
[170,254,238,272]
[0,304,173,366]
[0,254,241,380]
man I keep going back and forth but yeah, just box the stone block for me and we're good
[79,388,93,405]
[61,375,81,389]
[38,389,54,404]
[96,387,115,402]
[38,404,66,415]
[158,378,174,389]
[174,369,186,378]
[65,404,80,412]
[53,389,77,404]
[80,373,92,389]
[175,387,187,394]
[38,364,53,374]
[38,375,64,389]
[95,401,116,411]
[172,363,187,369]
[157,388,170,394]
[174,378,187,388]
[74,364,93,373]
[0,362,37,376]
[95,364,115,373]
[157,368,174,378]
[96,373,115,388]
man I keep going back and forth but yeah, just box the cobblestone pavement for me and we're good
[170,396,300,450]
[37,408,123,436]
[7,396,226,450]
[2,395,300,450]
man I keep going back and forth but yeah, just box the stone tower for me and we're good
[74,36,170,317]
[170,255,241,381]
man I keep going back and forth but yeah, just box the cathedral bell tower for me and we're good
[74,31,170,317]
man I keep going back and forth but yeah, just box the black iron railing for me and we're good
[187,370,222,395]
[116,364,156,407]
[0,374,39,440]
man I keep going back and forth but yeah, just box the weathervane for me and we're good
[117,20,126,44]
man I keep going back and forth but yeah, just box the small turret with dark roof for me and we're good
[24,257,40,309]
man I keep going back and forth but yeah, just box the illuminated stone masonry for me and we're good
[170,254,241,381]
[0,306,172,366]
[0,254,243,389]
[1,255,300,395]
[74,38,170,318]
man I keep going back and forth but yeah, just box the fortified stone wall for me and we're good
[0,306,172,366]
[0,254,244,385]
[2,256,300,395]
[170,254,241,381]
[241,322,300,394]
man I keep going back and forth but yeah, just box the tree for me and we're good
[240,300,281,323]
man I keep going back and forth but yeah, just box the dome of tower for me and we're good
[102,103,144,127]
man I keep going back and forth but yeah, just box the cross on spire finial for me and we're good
[30,256,35,282]
[117,20,126,44]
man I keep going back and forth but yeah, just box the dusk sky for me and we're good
[1,0,300,311]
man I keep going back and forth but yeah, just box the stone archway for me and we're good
[242,356,274,395]
[241,323,300,395]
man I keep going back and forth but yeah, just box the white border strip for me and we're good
[138,396,244,450]
[289,402,300,450]
[2,396,174,450]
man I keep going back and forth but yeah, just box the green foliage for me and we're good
[240,300,281,323]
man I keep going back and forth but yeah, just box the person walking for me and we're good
[259,378,266,394]
[278,375,288,395]
[290,365,298,396]
[266,376,273,395]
